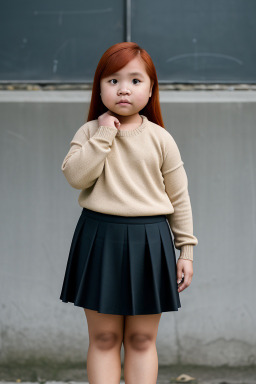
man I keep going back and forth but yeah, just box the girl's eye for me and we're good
[108,79,140,85]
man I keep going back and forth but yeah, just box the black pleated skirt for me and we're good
[59,208,181,315]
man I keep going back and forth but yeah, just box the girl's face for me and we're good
[100,56,153,119]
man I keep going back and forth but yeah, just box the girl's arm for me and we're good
[162,135,198,262]
[61,123,118,189]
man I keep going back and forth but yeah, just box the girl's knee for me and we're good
[91,331,123,351]
[124,332,155,351]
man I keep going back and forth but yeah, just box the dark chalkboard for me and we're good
[131,0,256,83]
[0,0,124,83]
[0,0,255,83]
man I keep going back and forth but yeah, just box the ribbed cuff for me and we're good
[93,126,118,141]
[179,245,194,261]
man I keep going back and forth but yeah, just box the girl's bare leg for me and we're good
[84,308,124,384]
[123,313,162,384]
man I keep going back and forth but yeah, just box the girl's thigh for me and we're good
[84,308,125,345]
[123,313,162,348]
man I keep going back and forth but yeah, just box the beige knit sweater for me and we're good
[61,114,198,261]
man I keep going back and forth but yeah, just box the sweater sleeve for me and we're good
[161,134,198,261]
[61,124,118,190]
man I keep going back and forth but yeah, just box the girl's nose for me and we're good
[118,87,131,95]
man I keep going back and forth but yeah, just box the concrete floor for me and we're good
[0,363,256,383]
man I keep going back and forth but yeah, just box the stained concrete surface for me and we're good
[0,363,256,383]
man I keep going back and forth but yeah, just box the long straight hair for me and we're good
[87,42,165,128]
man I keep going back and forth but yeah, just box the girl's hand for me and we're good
[98,110,121,130]
[176,259,193,293]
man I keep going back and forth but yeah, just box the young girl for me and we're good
[60,42,198,384]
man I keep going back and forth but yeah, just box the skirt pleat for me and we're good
[60,208,181,315]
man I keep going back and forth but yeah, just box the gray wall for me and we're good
[1,91,256,366]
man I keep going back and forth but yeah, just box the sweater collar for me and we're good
[116,115,148,137]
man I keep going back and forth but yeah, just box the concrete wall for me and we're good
[1,90,256,366]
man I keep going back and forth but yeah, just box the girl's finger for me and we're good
[176,266,184,285]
